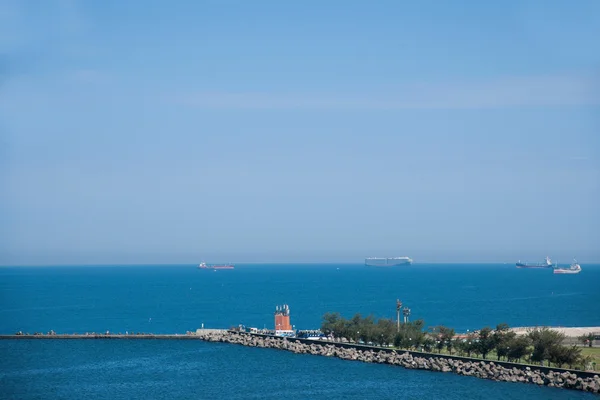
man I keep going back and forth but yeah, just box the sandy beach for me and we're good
[511,327,600,337]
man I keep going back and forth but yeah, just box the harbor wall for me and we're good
[242,332,599,379]
[0,333,202,340]
[194,330,599,394]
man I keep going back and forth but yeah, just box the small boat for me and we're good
[553,259,581,274]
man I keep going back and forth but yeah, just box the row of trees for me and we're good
[320,312,591,369]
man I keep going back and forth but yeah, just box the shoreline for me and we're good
[510,327,600,338]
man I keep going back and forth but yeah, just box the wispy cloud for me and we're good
[174,74,600,110]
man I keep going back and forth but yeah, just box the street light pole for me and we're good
[396,299,402,332]
[403,307,411,324]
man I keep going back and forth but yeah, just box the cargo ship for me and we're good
[515,256,553,269]
[553,260,581,274]
[198,262,234,270]
[365,257,413,267]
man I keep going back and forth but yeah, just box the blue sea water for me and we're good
[1,263,599,399]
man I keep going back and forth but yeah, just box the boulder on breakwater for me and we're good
[195,330,600,394]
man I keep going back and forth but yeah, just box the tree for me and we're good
[457,333,479,358]
[413,319,425,331]
[565,346,582,369]
[549,345,581,368]
[493,324,516,361]
[435,337,445,353]
[412,320,427,349]
[394,320,426,349]
[528,327,565,366]
[477,327,495,360]
[580,355,594,371]
[375,318,396,346]
[506,335,530,362]
[358,314,377,344]
[579,333,595,348]
[439,326,456,355]
[430,326,453,353]
[321,312,419,346]
[321,312,342,336]
[422,337,435,353]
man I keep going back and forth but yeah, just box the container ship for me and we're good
[553,260,581,274]
[365,257,413,267]
[198,262,234,270]
[515,256,553,269]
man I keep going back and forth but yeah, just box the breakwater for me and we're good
[0,331,224,340]
[0,334,197,340]
[196,330,600,394]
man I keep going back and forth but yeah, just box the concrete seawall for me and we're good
[0,329,229,340]
[0,334,198,340]
[0,332,227,340]
[195,330,599,394]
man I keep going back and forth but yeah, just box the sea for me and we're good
[1,263,599,399]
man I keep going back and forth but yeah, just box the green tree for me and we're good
[429,326,450,353]
[456,333,479,358]
[359,314,377,344]
[549,345,581,368]
[435,338,444,353]
[413,319,425,331]
[579,355,594,371]
[506,335,530,362]
[439,326,456,355]
[375,318,396,346]
[528,327,565,366]
[579,333,595,348]
[493,324,516,361]
[322,312,414,346]
[393,320,426,349]
[321,312,342,336]
[477,327,495,360]
[410,320,427,350]
[422,337,435,353]
[349,313,363,342]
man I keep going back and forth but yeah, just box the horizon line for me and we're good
[1,261,599,267]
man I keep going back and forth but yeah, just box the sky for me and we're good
[1,0,599,265]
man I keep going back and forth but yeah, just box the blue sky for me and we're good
[1,0,599,264]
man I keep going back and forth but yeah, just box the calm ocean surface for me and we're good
[1,263,599,399]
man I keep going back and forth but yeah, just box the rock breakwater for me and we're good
[196,331,599,394]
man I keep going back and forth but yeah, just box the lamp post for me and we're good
[396,299,402,332]
[403,307,411,324]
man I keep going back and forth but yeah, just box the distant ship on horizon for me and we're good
[198,262,235,270]
[553,259,581,274]
[365,257,413,267]
[515,256,553,269]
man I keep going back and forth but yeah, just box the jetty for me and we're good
[0,329,227,340]
[195,330,600,394]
